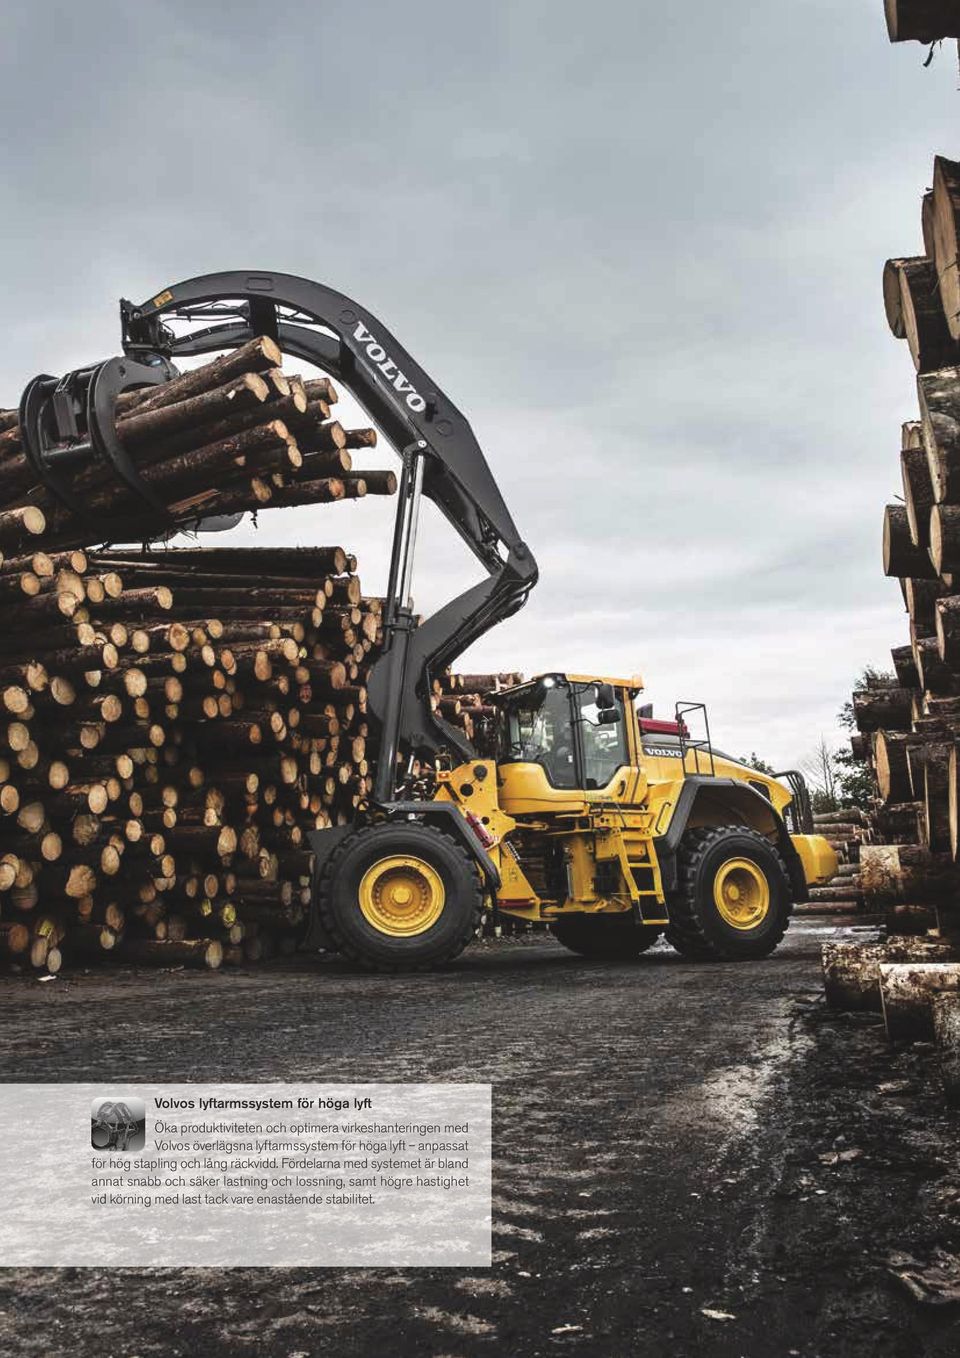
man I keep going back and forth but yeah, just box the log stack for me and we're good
[883,1,960,46]
[0,342,399,975]
[825,23,960,1104]
[0,544,385,973]
[432,670,523,756]
[399,673,523,806]
[0,335,397,554]
[797,810,870,914]
[848,148,960,945]
[837,149,960,941]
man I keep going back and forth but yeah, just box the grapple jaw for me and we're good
[17,354,243,543]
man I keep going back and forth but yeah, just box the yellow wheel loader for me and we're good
[123,272,838,971]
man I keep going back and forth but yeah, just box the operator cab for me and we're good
[494,673,638,791]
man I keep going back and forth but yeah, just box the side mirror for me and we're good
[595,683,616,709]
[597,707,621,725]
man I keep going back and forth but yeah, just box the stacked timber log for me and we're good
[798,810,870,915]
[823,936,960,1103]
[0,545,385,974]
[825,30,960,1105]
[432,670,523,757]
[840,154,960,940]
[0,335,397,554]
[847,148,960,939]
[0,340,399,975]
[883,1,960,46]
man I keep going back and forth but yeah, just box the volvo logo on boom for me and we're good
[353,321,427,413]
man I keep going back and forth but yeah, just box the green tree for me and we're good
[833,665,891,811]
[837,666,895,731]
[833,746,875,811]
[738,751,775,775]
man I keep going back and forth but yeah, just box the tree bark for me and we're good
[822,939,955,1012]
[908,577,947,627]
[886,901,942,935]
[341,471,397,495]
[931,502,960,573]
[898,257,960,371]
[853,687,915,733]
[0,506,46,553]
[861,843,960,903]
[936,593,960,662]
[119,336,282,416]
[923,190,938,258]
[949,741,960,861]
[884,256,918,337]
[907,736,954,798]
[885,502,937,577]
[120,938,223,969]
[903,444,936,548]
[919,362,960,501]
[924,741,954,851]
[933,155,960,340]
[874,801,922,842]
[117,372,271,448]
[933,992,960,1106]
[880,961,960,1040]
[875,730,920,803]
[914,634,955,693]
[892,642,921,688]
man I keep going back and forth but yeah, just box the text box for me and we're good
[0,1082,491,1266]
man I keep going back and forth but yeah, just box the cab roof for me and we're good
[498,672,644,696]
[564,672,643,691]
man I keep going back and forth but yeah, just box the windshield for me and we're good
[499,681,576,788]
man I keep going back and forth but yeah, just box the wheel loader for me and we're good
[43,271,836,970]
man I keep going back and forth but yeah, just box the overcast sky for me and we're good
[1,1,955,769]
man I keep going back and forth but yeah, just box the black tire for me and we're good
[665,826,792,961]
[316,822,483,972]
[551,914,662,960]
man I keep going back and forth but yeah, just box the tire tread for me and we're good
[665,825,792,961]
[316,822,483,972]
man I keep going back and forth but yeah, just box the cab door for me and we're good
[572,683,647,806]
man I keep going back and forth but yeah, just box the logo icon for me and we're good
[91,1096,146,1152]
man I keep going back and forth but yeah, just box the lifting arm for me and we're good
[121,271,538,793]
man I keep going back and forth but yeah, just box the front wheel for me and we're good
[551,913,662,960]
[316,822,483,972]
[665,826,792,961]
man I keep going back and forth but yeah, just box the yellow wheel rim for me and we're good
[358,855,446,937]
[713,857,770,930]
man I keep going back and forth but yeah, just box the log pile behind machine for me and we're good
[0,342,398,974]
[796,809,871,916]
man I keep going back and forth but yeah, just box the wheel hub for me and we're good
[713,857,770,930]
[358,855,445,937]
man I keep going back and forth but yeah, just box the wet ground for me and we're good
[1,917,959,1357]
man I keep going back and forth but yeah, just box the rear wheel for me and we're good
[551,913,662,960]
[665,826,792,961]
[316,821,483,972]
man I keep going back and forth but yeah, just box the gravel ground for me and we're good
[1,918,959,1357]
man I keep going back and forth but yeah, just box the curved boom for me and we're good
[122,271,538,788]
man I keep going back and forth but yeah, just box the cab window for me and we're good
[576,685,628,789]
[501,680,577,788]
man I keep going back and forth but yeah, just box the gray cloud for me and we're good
[0,0,950,768]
